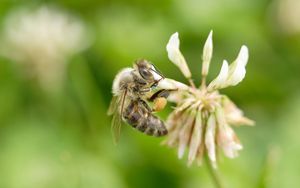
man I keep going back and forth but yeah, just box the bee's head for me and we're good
[134,59,164,86]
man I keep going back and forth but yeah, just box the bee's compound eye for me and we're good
[139,69,152,79]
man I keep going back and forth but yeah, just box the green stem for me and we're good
[205,155,224,188]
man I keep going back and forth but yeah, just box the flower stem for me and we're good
[201,76,207,90]
[205,155,224,188]
[188,78,196,88]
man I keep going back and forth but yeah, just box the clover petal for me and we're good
[166,32,192,78]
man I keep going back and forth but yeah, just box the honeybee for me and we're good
[108,59,171,143]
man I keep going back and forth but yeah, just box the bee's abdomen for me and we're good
[123,101,168,137]
[137,114,168,137]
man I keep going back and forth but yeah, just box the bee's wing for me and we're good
[107,96,118,115]
[110,89,128,144]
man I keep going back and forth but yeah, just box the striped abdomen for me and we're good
[123,99,168,137]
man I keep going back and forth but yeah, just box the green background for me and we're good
[0,0,300,187]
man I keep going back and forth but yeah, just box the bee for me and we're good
[108,59,171,143]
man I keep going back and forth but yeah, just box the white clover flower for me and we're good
[166,32,192,79]
[161,31,254,168]
[202,30,213,77]
[208,45,249,90]
[0,6,90,91]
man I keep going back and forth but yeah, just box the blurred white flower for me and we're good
[0,6,90,91]
[161,31,254,168]
[274,0,300,34]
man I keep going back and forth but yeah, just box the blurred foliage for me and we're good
[0,0,300,188]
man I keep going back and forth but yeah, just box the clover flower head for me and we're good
[160,31,254,168]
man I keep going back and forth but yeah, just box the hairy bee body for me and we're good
[108,60,169,142]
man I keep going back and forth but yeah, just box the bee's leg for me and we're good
[139,88,151,94]
[138,98,152,112]
[148,89,171,102]
[148,89,172,112]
